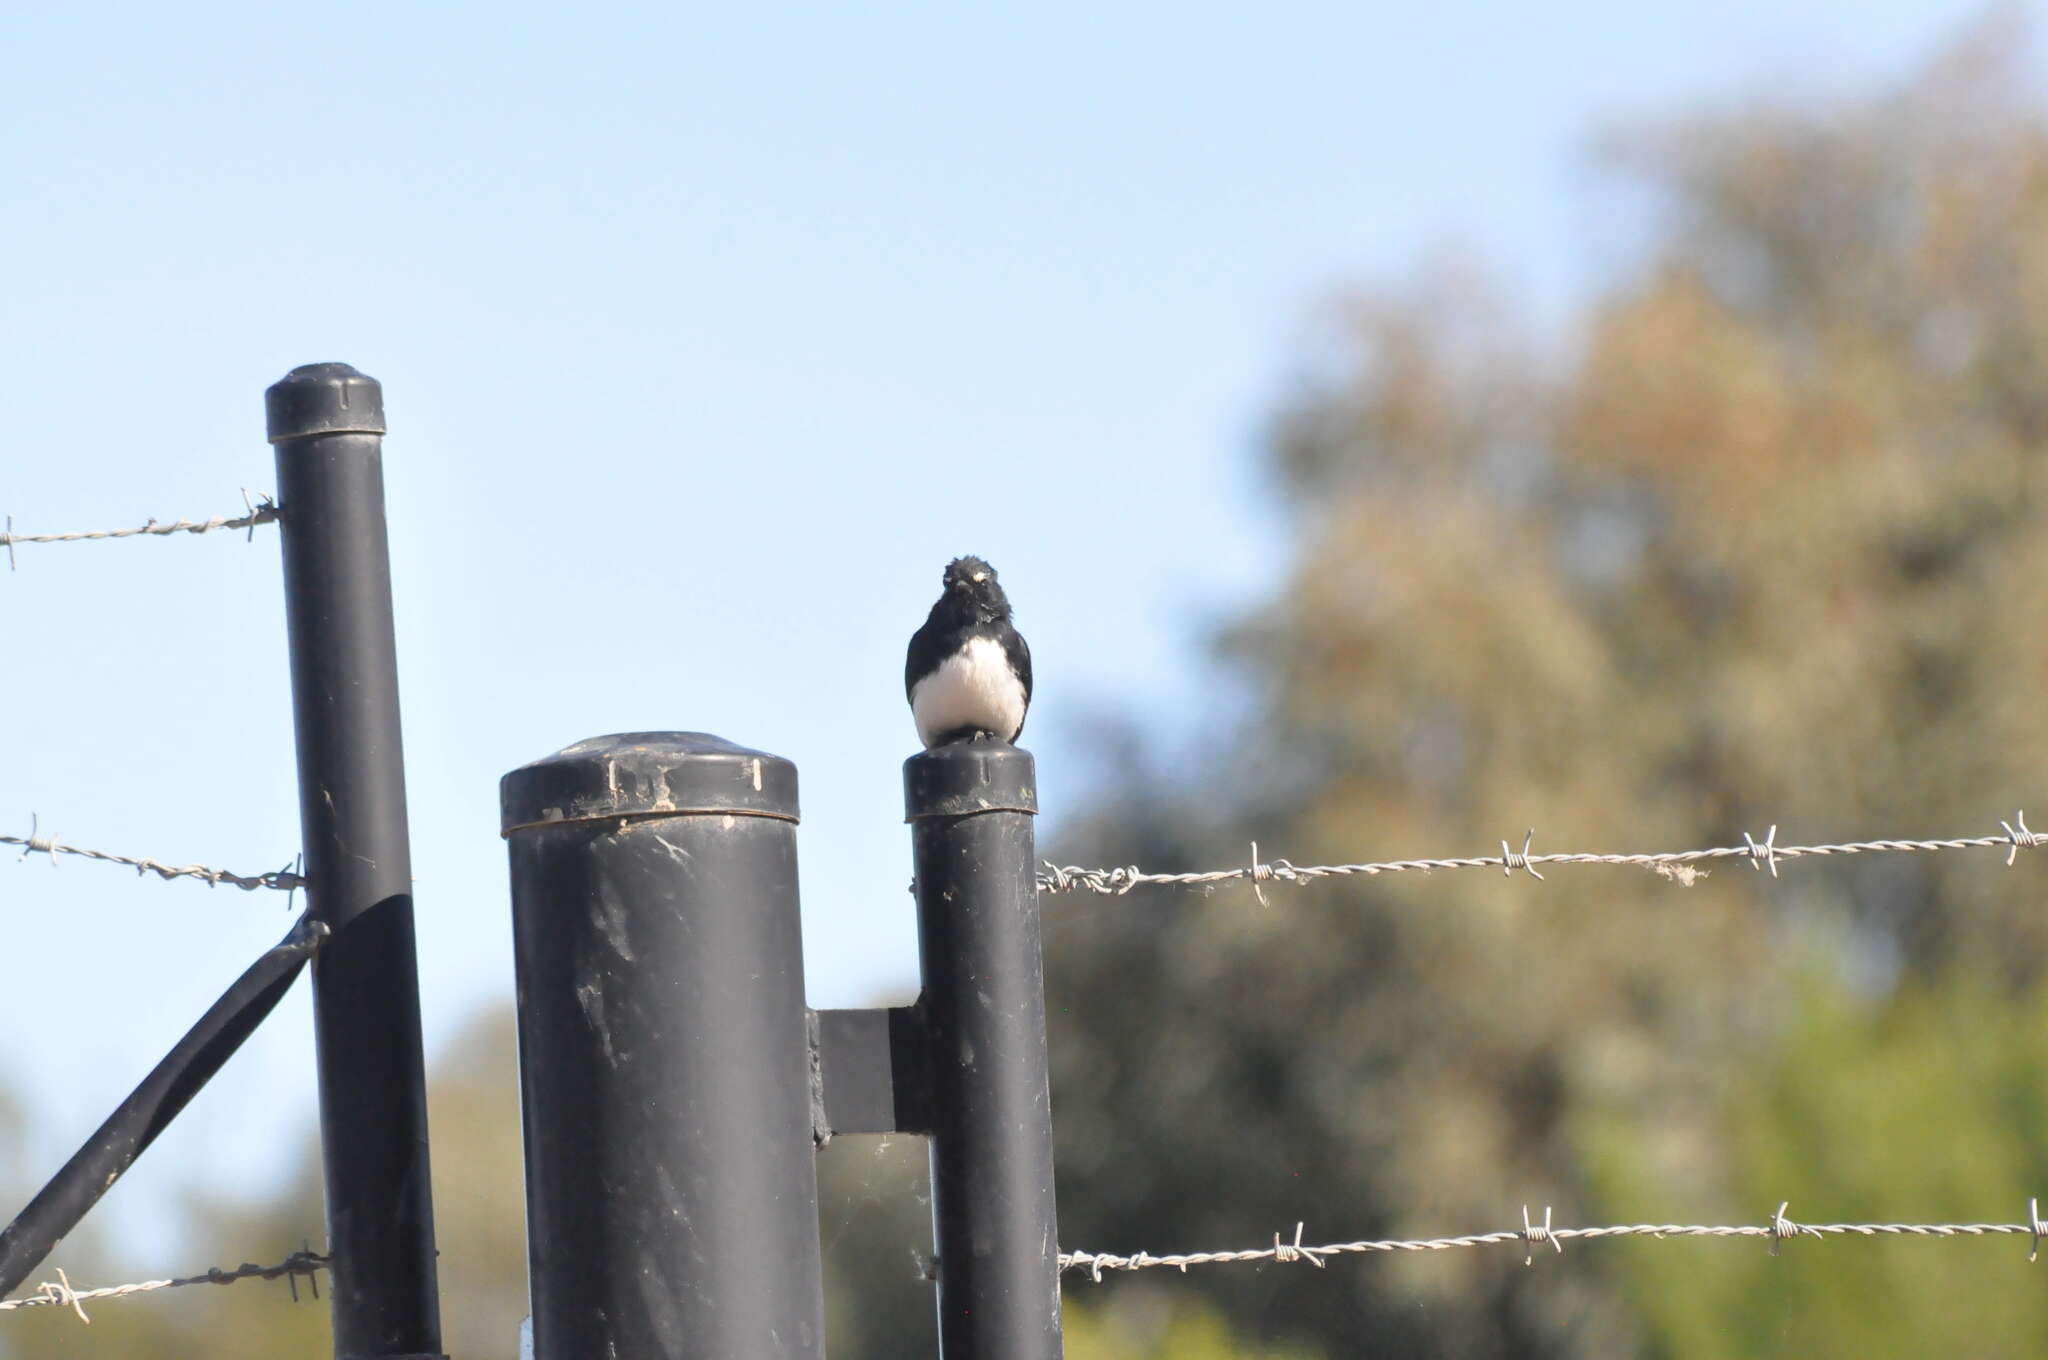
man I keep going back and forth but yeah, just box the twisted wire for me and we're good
[0,1252,327,1321]
[1039,812,2046,896]
[2,493,277,569]
[1061,1200,2048,1279]
[5,817,304,893]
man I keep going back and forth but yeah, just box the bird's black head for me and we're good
[940,555,1011,621]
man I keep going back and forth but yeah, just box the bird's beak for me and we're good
[971,572,989,583]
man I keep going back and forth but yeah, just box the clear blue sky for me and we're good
[0,0,2011,1267]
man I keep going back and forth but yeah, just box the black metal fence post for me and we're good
[269,363,445,1360]
[906,741,1064,1360]
[501,732,828,1360]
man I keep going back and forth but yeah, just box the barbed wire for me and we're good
[1039,811,2044,898]
[1060,1200,2048,1280]
[0,1251,327,1322]
[2,491,278,570]
[5,816,305,895]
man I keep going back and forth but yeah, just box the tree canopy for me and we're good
[1045,15,2048,1356]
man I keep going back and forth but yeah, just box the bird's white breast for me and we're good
[911,635,1026,746]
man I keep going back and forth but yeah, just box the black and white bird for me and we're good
[905,556,1033,748]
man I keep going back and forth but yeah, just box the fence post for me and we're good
[500,732,827,1360]
[269,363,445,1360]
[906,741,1064,1360]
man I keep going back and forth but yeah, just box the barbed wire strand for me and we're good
[1060,1199,2048,1280]
[0,1251,327,1322]
[16,808,2040,905]
[4,816,305,895]
[1039,811,2045,896]
[2,491,278,570]
[7,1208,2038,1317]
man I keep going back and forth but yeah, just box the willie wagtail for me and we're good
[906,556,1033,748]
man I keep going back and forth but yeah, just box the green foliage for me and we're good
[1585,967,2048,1360]
[1065,1291,1323,1359]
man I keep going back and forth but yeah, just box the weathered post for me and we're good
[501,732,827,1360]
[269,362,444,1360]
[906,740,1064,1360]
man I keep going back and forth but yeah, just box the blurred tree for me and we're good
[814,1127,1314,1359]
[1064,1290,1321,1359]
[818,1134,939,1359]
[1584,966,2048,1360]
[1043,12,2048,1357]
[13,15,2048,1360]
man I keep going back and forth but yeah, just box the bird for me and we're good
[905,555,1033,748]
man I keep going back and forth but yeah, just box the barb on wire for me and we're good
[1059,1200,2048,1280]
[5,816,305,893]
[0,1251,327,1322]
[2,491,278,570]
[1039,810,2047,897]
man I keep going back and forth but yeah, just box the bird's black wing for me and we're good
[1001,624,1033,740]
[906,611,950,701]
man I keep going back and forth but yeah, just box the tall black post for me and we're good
[907,741,1064,1360]
[269,363,444,1360]
[501,733,828,1360]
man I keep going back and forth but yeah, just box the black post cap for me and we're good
[266,362,387,442]
[903,741,1037,821]
[501,732,800,835]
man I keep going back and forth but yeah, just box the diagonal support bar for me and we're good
[0,915,327,1299]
